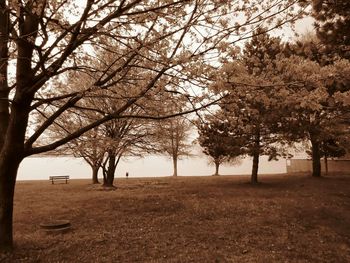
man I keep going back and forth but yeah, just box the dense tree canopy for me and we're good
[209,28,350,180]
[311,0,350,57]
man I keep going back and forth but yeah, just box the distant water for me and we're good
[17,155,287,181]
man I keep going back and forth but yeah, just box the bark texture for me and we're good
[214,161,220,176]
[0,156,21,250]
[92,166,100,184]
[172,155,178,177]
[102,151,122,187]
[310,132,322,177]
[251,129,260,184]
[0,0,9,150]
[0,0,39,248]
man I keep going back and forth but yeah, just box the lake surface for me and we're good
[17,155,287,181]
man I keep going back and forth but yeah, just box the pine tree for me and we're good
[311,0,350,58]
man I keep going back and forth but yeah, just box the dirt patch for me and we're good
[1,174,350,262]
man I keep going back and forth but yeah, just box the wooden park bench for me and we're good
[49,175,69,184]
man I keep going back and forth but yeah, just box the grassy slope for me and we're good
[1,173,350,262]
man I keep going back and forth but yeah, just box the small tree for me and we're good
[69,129,104,184]
[99,117,154,187]
[154,116,192,176]
[197,115,242,176]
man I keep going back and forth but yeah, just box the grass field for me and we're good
[1,173,350,262]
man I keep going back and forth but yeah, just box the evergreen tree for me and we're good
[218,30,287,183]
[197,114,242,176]
[311,0,350,58]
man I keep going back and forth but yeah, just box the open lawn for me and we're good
[1,173,350,262]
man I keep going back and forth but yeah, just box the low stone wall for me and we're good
[286,159,350,174]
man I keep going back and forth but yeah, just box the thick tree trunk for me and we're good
[92,166,100,184]
[0,2,9,150]
[0,152,23,251]
[214,161,220,176]
[310,134,322,177]
[0,94,32,250]
[251,151,259,184]
[324,154,328,176]
[251,129,260,184]
[311,144,321,177]
[0,98,31,250]
[0,8,13,249]
[0,0,51,251]
[104,171,115,186]
[103,153,116,187]
[172,156,178,177]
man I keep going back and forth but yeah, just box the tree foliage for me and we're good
[197,114,242,176]
[275,51,350,176]
[311,0,350,58]
[212,31,289,183]
[212,28,350,180]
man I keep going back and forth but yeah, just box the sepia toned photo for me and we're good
[0,0,349,262]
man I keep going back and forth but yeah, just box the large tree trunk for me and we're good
[103,152,117,187]
[251,128,260,184]
[214,161,220,176]
[104,163,115,187]
[92,165,100,184]
[0,96,32,250]
[0,1,9,150]
[0,7,13,249]
[104,170,115,186]
[311,141,321,177]
[0,97,30,250]
[0,7,45,246]
[172,155,178,177]
[251,151,259,184]
[324,154,328,176]
[0,87,34,251]
[310,133,322,177]
[0,155,21,251]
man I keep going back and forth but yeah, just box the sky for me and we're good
[271,15,315,41]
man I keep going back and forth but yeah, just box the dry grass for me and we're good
[1,173,350,262]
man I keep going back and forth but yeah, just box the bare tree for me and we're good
[100,116,155,187]
[154,116,192,176]
[48,81,157,187]
[68,129,104,184]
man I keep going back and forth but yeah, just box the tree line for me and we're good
[46,26,350,187]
